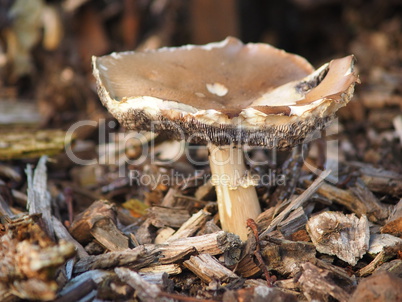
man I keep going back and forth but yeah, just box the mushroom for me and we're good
[92,37,359,240]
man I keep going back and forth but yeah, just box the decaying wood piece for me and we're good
[0,194,14,217]
[56,270,111,302]
[84,241,105,254]
[90,217,129,251]
[256,207,275,231]
[97,273,138,301]
[357,243,402,277]
[26,156,54,239]
[278,206,309,239]
[307,211,369,265]
[69,200,128,251]
[156,231,242,265]
[313,258,357,287]
[274,278,300,292]
[166,209,210,242]
[0,214,75,301]
[138,272,173,291]
[312,181,368,216]
[157,245,197,265]
[160,188,178,207]
[51,215,88,259]
[166,231,241,257]
[261,237,316,277]
[368,233,402,254]
[183,254,239,284]
[73,232,240,276]
[69,199,116,243]
[350,271,402,302]
[198,219,222,236]
[375,259,402,277]
[135,219,156,245]
[0,100,41,127]
[297,262,351,302]
[235,254,261,278]
[381,198,402,237]
[223,285,298,302]
[155,227,176,244]
[0,129,71,160]
[289,229,311,242]
[349,178,389,223]
[261,170,330,237]
[357,250,388,277]
[139,264,182,276]
[63,267,157,302]
[115,267,175,302]
[73,245,158,274]
[350,162,402,196]
[147,206,190,228]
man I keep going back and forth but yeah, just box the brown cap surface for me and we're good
[93,37,359,148]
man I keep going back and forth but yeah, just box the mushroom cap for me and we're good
[93,37,359,148]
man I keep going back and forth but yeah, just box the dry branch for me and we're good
[183,254,239,284]
[73,245,158,274]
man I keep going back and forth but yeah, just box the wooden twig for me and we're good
[157,231,242,264]
[261,169,331,237]
[26,156,54,240]
[73,245,158,274]
[183,254,239,284]
[357,243,402,277]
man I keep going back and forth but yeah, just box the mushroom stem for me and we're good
[208,143,261,241]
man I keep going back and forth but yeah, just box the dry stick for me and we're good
[247,218,276,287]
[260,169,331,238]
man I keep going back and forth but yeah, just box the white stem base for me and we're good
[208,144,261,241]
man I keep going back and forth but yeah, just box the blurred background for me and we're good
[0,3,401,300]
[0,0,401,173]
